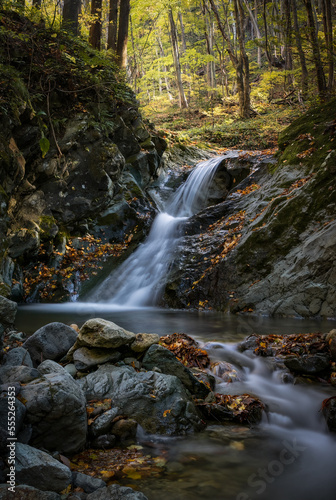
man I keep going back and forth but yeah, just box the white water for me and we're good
[204,342,336,500]
[89,156,226,306]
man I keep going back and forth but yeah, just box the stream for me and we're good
[15,154,336,499]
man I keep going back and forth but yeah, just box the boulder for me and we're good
[0,365,39,385]
[89,407,120,438]
[72,471,105,494]
[0,295,17,325]
[86,484,148,500]
[73,347,121,371]
[15,442,71,492]
[0,485,61,499]
[75,318,135,350]
[326,329,336,361]
[130,333,160,353]
[20,362,87,453]
[23,322,78,366]
[142,344,210,398]
[0,393,26,436]
[2,347,33,367]
[78,364,203,435]
[322,397,336,432]
[284,353,330,375]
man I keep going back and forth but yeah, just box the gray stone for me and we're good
[142,344,210,398]
[78,364,203,435]
[111,418,137,441]
[91,434,116,449]
[15,442,71,492]
[90,407,120,438]
[76,318,135,349]
[72,471,105,493]
[0,365,39,385]
[37,359,68,376]
[23,322,78,366]
[322,397,336,432]
[130,333,160,353]
[326,329,336,362]
[0,295,17,325]
[64,363,77,377]
[0,393,26,435]
[284,353,331,375]
[2,347,33,367]
[0,484,61,499]
[20,367,87,453]
[73,346,121,371]
[87,484,148,500]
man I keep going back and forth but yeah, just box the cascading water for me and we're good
[89,155,226,306]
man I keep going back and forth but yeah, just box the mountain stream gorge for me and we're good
[16,155,336,500]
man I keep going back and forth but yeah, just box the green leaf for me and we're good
[39,137,50,158]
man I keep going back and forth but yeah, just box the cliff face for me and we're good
[163,99,336,318]
[0,10,166,301]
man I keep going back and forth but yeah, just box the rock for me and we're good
[190,368,216,391]
[15,442,71,492]
[131,333,160,353]
[91,434,116,449]
[78,364,203,435]
[111,418,138,442]
[142,344,210,398]
[0,295,17,325]
[73,347,121,371]
[210,361,245,383]
[75,318,135,349]
[20,365,87,453]
[0,484,61,499]
[89,407,120,438]
[23,322,78,366]
[86,484,148,500]
[72,471,105,494]
[322,397,336,432]
[2,347,33,367]
[64,363,77,377]
[284,353,330,375]
[0,393,26,436]
[0,365,40,385]
[326,329,336,361]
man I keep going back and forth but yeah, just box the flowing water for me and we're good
[88,155,226,306]
[14,153,336,499]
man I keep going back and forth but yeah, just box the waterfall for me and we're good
[89,155,226,306]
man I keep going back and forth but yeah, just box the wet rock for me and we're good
[284,353,330,375]
[237,335,259,352]
[0,295,17,325]
[111,418,138,442]
[23,322,78,366]
[326,329,336,361]
[15,442,71,492]
[72,471,105,493]
[196,393,264,425]
[73,347,121,371]
[190,368,216,391]
[322,397,336,432]
[20,363,87,453]
[142,344,210,398]
[130,333,160,353]
[2,347,33,367]
[74,318,135,350]
[86,484,148,500]
[0,485,61,499]
[78,364,203,435]
[89,407,120,438]
[0,365,39,385]
[91,434,116,449]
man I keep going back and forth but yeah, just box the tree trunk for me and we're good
[321,0,334,90]
[244,0,262,67]
[291,0,309,96]
[89,0,103,50]
[234,0,251,118]
[108,0,119,51]
[62,0,81,35]
[33,0,42,7]
[168,8,188,108]
[303,0,326,97]
[157,35,174,102]
[283,0,293,87]
[116,0,131,68]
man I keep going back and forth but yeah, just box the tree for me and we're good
[303,0,326,97]
[108,0,119,51]
[116,0,131,68]
[168,7,188,108]
[321,0,334,91]
[89,0,103,50]
[62,0,81,35]
[291,0,308,96]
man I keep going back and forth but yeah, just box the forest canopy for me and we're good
[0,0,335,121]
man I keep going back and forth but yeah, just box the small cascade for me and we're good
[89,155,226,306]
